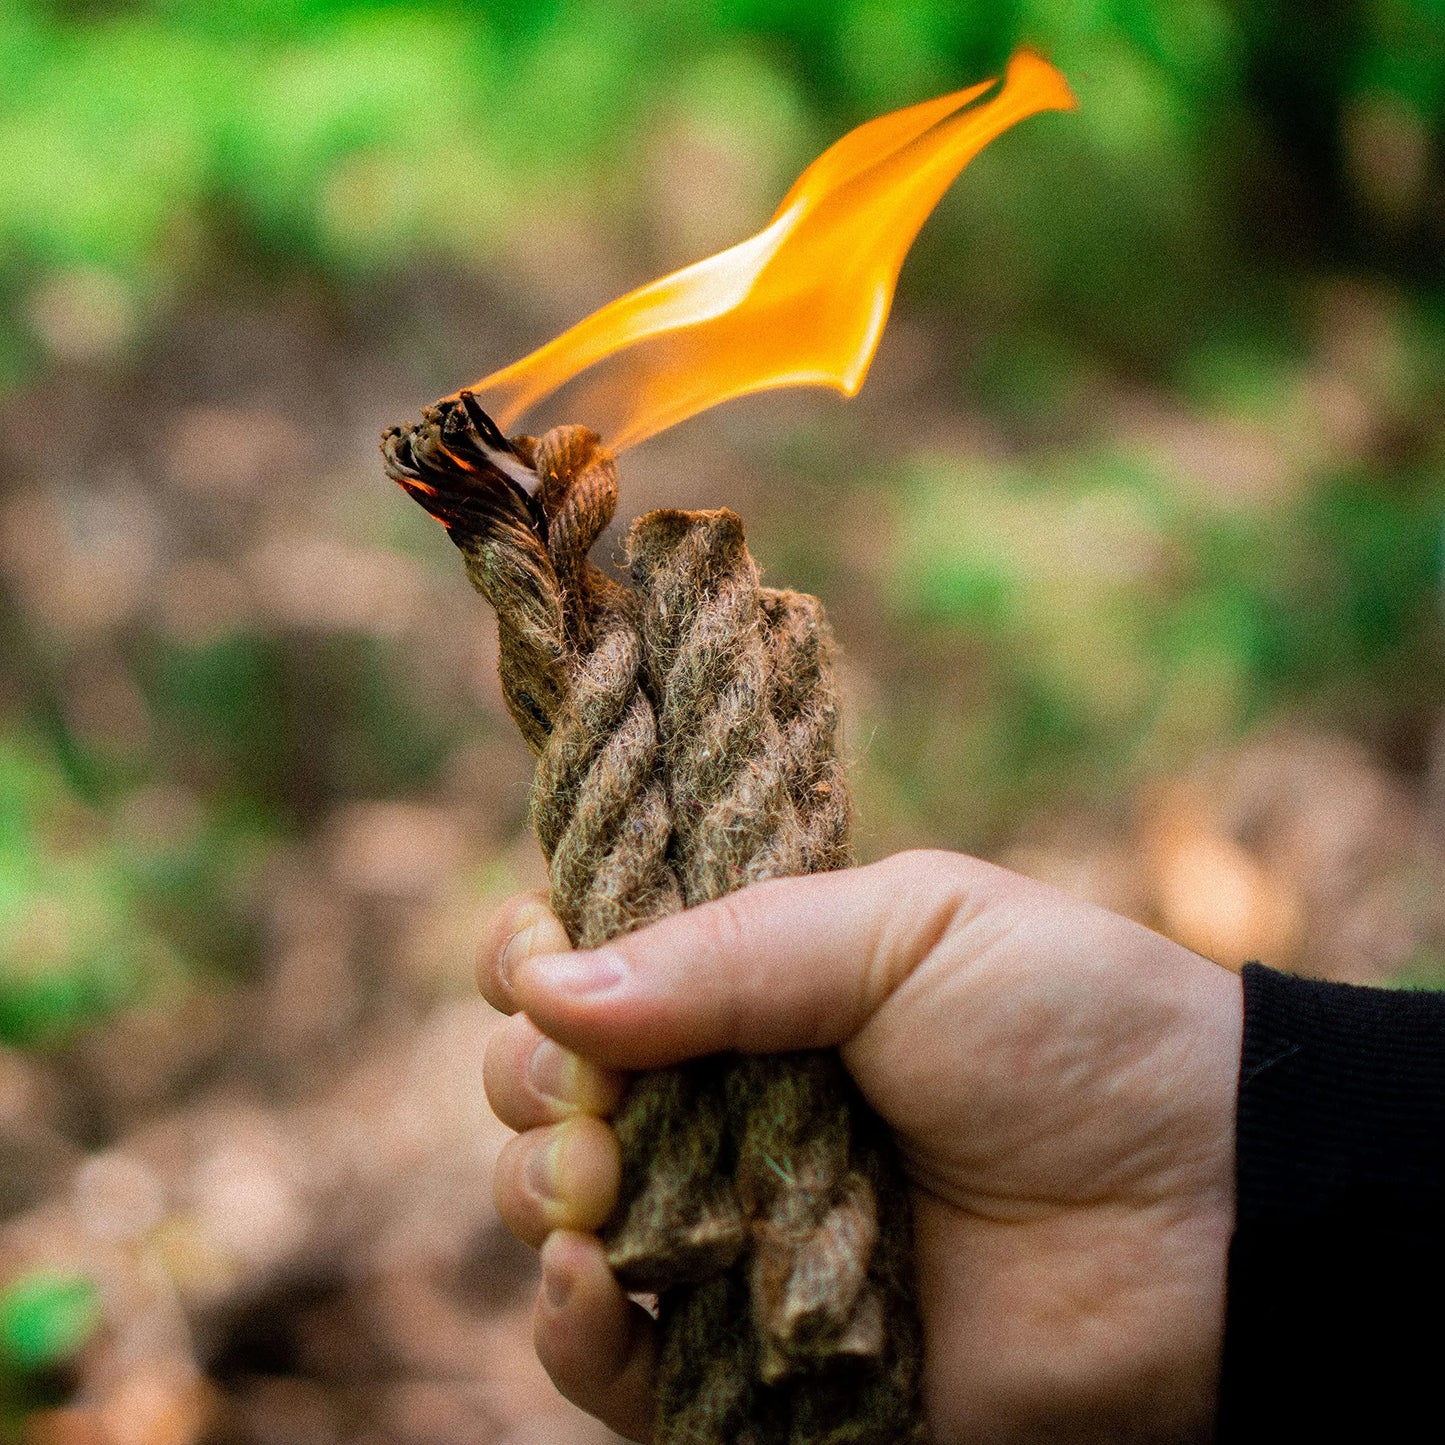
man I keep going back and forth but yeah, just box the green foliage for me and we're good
[139,629,469,813]
[885,443,1445,839]
[144,632,292,806]
[0,743,141,1044]
[0,1273,100,1373]
[0,1272,102,1442]
[1,0,1441,378]
[0,734,262,1044]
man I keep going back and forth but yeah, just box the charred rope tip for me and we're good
[381,389,546,538]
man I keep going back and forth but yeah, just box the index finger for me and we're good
[477,891,573,1014]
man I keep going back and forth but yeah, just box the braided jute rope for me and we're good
[383,396,926,1445]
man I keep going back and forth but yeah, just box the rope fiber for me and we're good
[383,396,927,1444]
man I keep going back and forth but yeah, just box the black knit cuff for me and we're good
[1216,963,1445,1440]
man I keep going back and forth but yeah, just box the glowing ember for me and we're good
[469,49,1074,451]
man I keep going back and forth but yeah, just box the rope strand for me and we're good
[382,403,927,1445]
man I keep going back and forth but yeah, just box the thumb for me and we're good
[510,850,1004,1069]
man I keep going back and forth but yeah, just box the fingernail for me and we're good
[526,1136,561,1201]
[497,909,547,992]
[527,1038,579,1107]
[526,950,627,997]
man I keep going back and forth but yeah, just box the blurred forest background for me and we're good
[1,1,1443,1441]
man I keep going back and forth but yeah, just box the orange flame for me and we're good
[470,49,1075,451]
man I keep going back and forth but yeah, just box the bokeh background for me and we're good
[1,2,1443,1441]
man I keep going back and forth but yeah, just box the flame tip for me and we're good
[470,47,1074,448]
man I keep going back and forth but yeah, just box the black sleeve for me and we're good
[1216,962,1445,1440]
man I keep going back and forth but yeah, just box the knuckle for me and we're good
[875,847,967,887]
[692,889,753,965]
[864,849,988,993]
[682,893,756,1046]
[875,847,985,922]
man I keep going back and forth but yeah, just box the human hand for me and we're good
[479,851,1242,1443]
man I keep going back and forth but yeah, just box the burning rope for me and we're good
[383,396,926,1445]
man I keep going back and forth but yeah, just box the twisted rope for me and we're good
[760,589,852,875]
[630,509,804,898]
[383,400,680,946]
[382,398,926,1445]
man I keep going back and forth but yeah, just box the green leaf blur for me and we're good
[1,0,1442,1038]
[0,1273,101,1373]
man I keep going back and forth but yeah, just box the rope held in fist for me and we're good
[383,395,926,1444]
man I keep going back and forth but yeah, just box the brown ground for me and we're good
[2,263,1442,1443]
